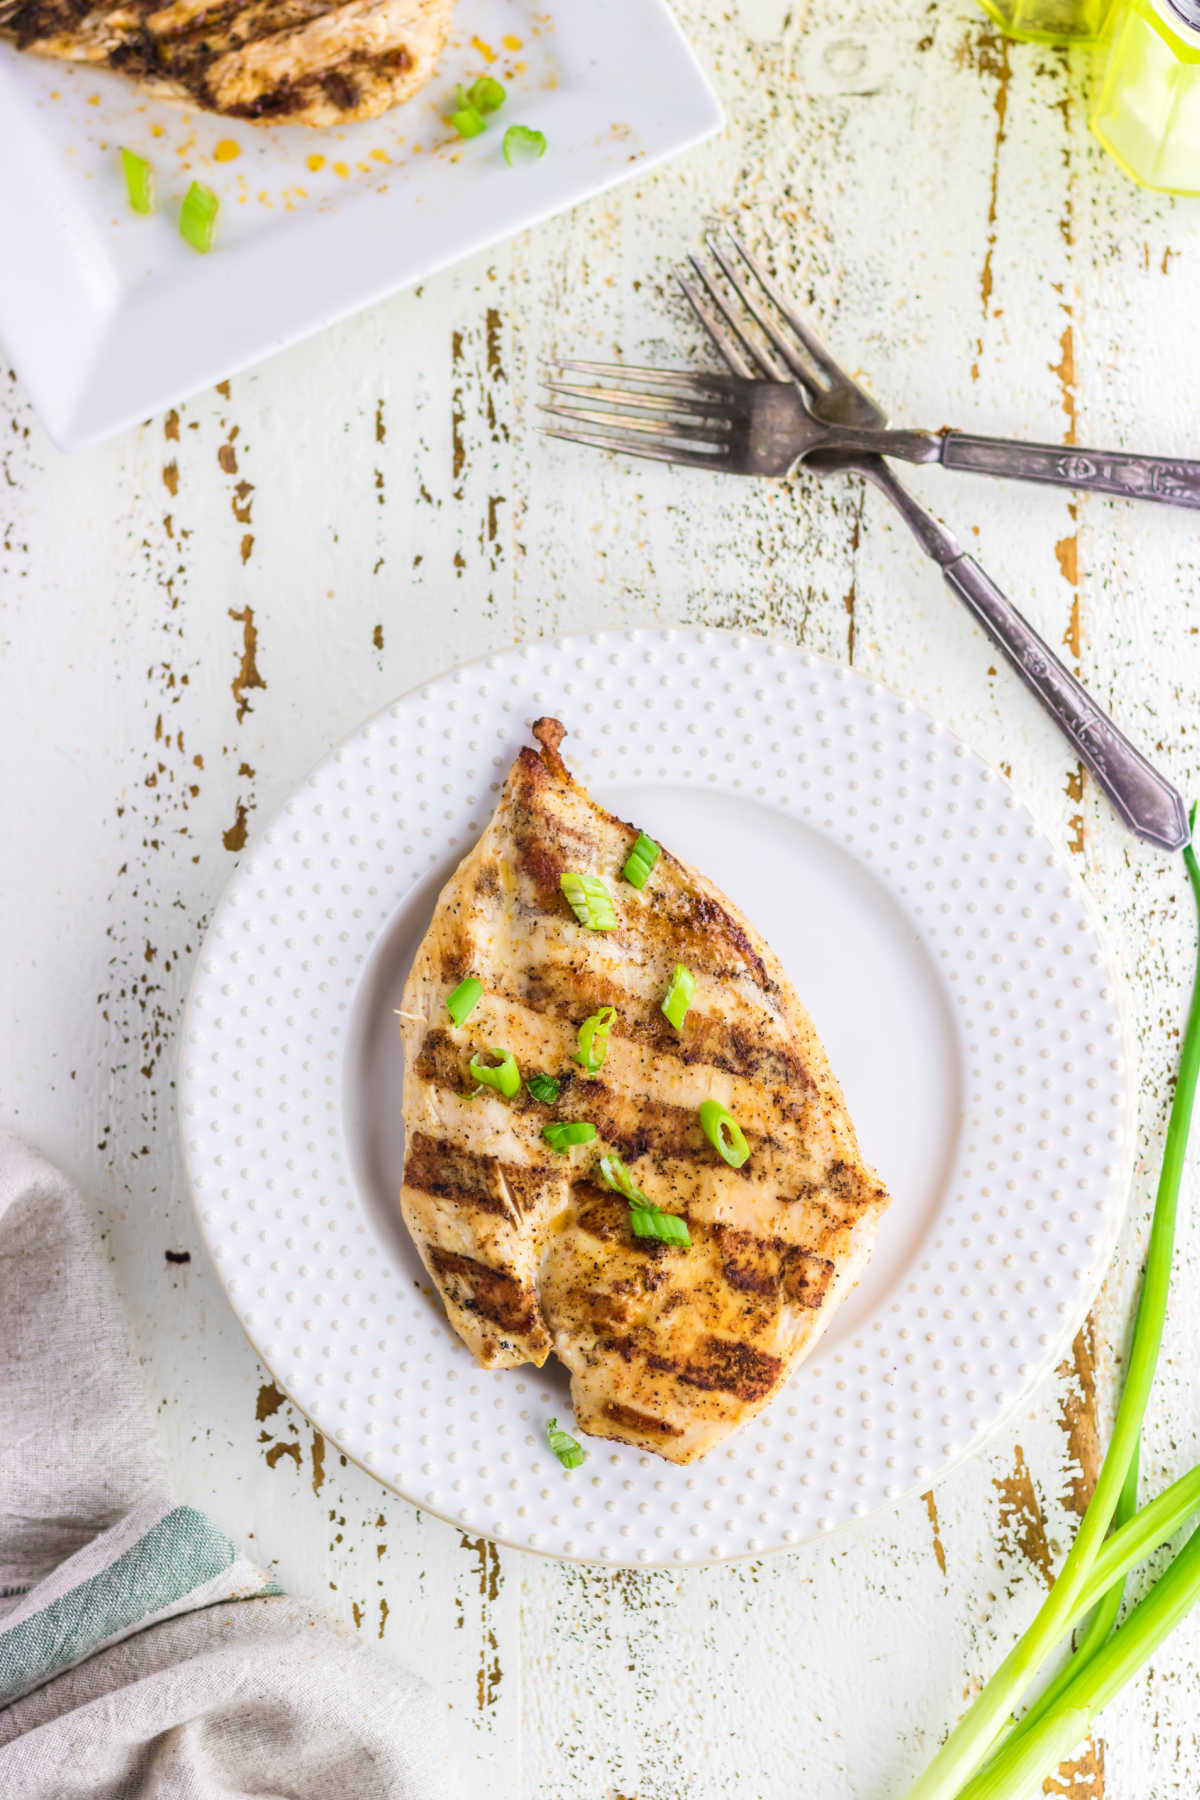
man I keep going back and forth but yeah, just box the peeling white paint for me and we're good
[3,1,1200,1795]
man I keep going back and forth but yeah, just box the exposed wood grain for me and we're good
[3,0,1200,1794]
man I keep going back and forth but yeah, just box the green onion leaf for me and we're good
[542,1121,597,1152]
[560,871,618,931]
[446,977,482,1026]
[547,1417,586,1470]
[120,147,155,215]
[469,1046,521,1099]
[600,1153,689,1246]
[902,813,1200,1800]
[467,75,506,113]
[503,124,547,166]
[698,1098,750,1169]
[598,1152,642,1203]
[622,831,660,889]
[179,181,219,254]
[661,964,696,1033]
[526,1072,561,1105]
[451,86,487,138]
[629,1205,691,1246]
[575,1005,616,1076]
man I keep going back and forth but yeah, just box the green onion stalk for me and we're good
[904,830,1200,1800]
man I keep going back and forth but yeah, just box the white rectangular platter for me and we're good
[0,0,721,448]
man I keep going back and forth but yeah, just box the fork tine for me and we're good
[704,232,826,394]
[553,359,736,396]
[726,230,858,397]
[542,379,733,421]
[682,258,790,383]
[676,271,760,380]
[538,401,730,446]
[540,424,732,472]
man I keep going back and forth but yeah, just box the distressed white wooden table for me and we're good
[4,2,1200,1793]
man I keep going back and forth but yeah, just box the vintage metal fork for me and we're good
[543,233,1189,853]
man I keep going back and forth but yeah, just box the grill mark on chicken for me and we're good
[787,1159,888,1213]
[405,1131,553,1220]
[414,1030,469,1092]
[570,1199,835,1314]
[3,0,451,126]
[604,1402,685,1439]
[559,1080,761,1172]
[408,1043,778,1170]
[601,1332,784,1404]
[398,720,892,1461]
[510,964,815,1095]
[713,1222,835,1308]
[433,956,816,1100]
[427,1247,538,1336]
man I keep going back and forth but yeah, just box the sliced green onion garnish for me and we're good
[542,1121,597,1152]
[629,1205,691,1247]
[179,181,219,254]
[661,964,696,1033]
[598,1152,642,1202]
[466,75,505,113]
[600,1153,690,1246]
[120,147,155,215]
[560,871,617,931]
[900,812,1200,1800]
[446,976,482,1026]
[698,1098,750,1169]
[469,1046,521,1099]
[526,1072,561,1105]
[503,124,547,166]
[575,1005,616,1076]
[547,1417,586,1470]
[622,830,660,889]
[450,85,487,138]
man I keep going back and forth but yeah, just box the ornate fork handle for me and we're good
[847,457,1190,851]
[944,554,1189,850]
[940,432,1200,509]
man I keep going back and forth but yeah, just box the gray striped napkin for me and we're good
[0,1131,451,1798]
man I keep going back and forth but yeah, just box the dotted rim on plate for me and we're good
[179,629,1135,1567]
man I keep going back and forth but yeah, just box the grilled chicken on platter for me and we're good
[396,719,891,1464]
[0,0,452,126]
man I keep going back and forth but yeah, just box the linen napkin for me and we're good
[0,1130,452,1798]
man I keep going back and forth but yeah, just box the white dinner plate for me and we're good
[180,629,1134,1565]
[0,1,720,449]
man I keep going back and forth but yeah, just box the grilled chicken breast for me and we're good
[1,0,452,125]
[397,719,891,1464]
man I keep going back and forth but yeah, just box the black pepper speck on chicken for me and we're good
[396,719,892,1464]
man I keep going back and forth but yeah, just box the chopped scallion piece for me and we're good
[503,124,547,166]
[450,85,487,137]
[542,1121,597,1152]
[560,871,617,931]
[699,1098,750,1169]
[899,816,1200,1800]
[466,75,506,113]
[526,1072,561,1105]
[120,147,155,215]
[179,181,219,254]
[600,1153,690,1247]
[446,976,482,1026]
[629,1205,691,1247]
[622,830,660,889]
[547,1417,586,1470]
[661,964,696,1033]
[598,1152,642,1203]
[575,1005,616,1076]
[469,1046,521,1099]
